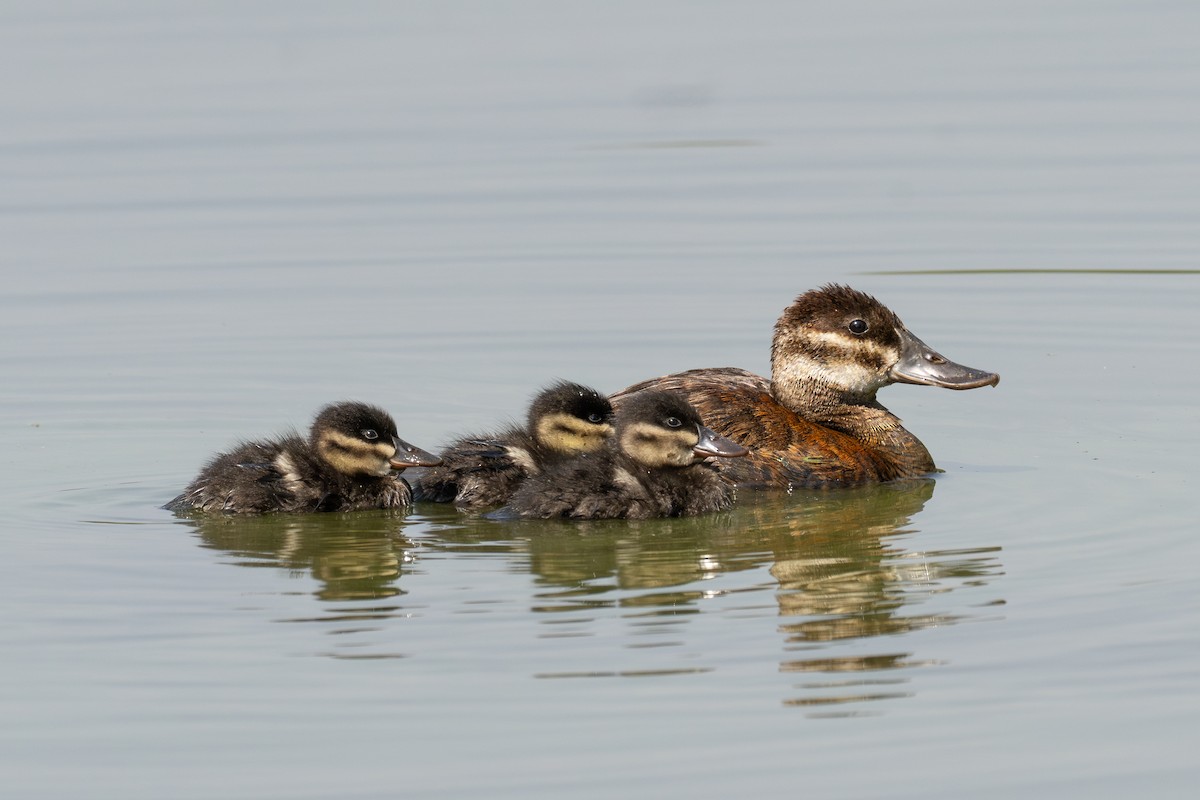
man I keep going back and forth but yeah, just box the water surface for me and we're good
[3,2,1199,798]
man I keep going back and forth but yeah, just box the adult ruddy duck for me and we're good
[611,284,998,489]
[165,401,441,513]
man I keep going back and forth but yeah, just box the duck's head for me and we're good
[616,391,749,469]
[528,380,615,455]
[770,284,999,407]
[311,401,442,478]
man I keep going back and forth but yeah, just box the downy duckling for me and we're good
[164,401,441,514]
[414,380,614,510]
[611,284,999,489]
[507,390,748,520]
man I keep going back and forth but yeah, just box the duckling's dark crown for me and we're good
[527,381,613,425]
[311,401,399,440]
[615,390,703,430]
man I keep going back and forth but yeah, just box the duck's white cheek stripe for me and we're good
[774,351,881,394]
[805,331,893,362]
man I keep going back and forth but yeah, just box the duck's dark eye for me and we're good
[664,417,682,428]
[361,429,379,441]
[587,413,604,424]
[848,319,869,335]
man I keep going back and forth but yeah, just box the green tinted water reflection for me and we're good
[178,480,1002,712]
[180,512,417,602]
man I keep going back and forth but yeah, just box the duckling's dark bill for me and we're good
[390,437,443,469]
[692,425,750,460]
[889,328,1000,390]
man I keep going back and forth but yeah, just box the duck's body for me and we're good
[508,391,748,520]
[612,285,999,490]
[165,402,441,514]
[414,381,614,510]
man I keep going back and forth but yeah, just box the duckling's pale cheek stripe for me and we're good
[621,423,699,468]
[320,431,392,476]
[323,430,376,454]
[536,414,613,455]
[619,428,661,468]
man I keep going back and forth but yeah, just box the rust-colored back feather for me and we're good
[613,368,925,489]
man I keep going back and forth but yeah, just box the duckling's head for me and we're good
[616,391,748,469]
[770,284,999,407]
[528,380,615,455]
[311,402,442,478]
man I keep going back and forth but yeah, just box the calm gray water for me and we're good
[3,2,1199,798]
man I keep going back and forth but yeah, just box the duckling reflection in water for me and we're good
[414,380,614,510]
[507,391,748,520]
[612,284,999,489]
[164,401,441,514]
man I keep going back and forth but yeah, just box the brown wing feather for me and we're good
[612,368,892,489]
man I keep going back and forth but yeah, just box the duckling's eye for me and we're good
[361,429,379,441]
[587,413,605,424]
[664,417,683,428]
[848,318,869,335]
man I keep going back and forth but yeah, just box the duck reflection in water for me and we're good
[430,478,1003,712]
[180,513,415,602]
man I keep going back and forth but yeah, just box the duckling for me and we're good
[164,401,441,514]
[414,380,614,510]
[508,390,749,520]
[611,284,999,490]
